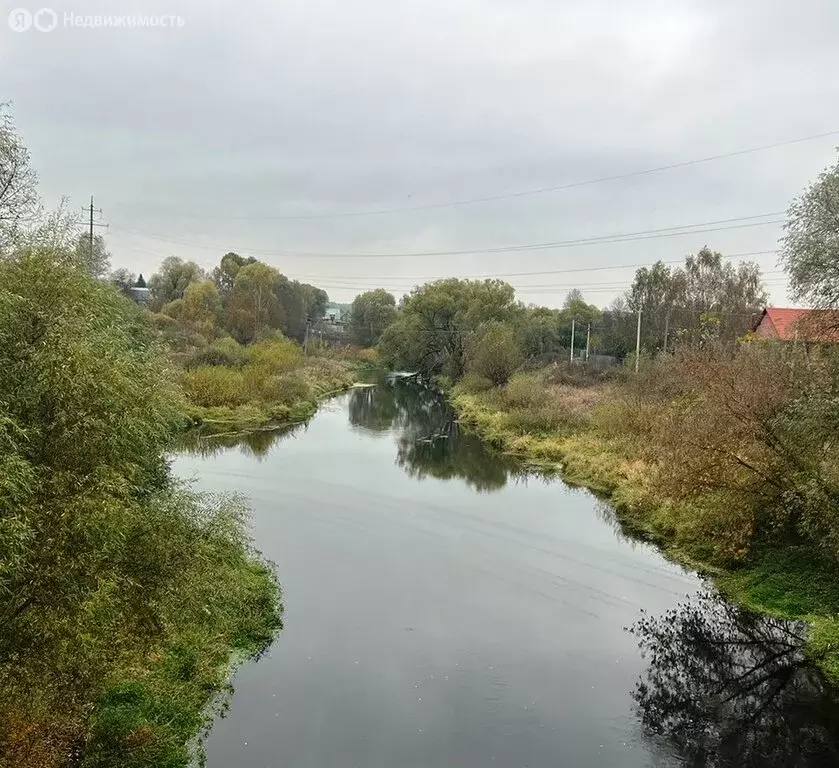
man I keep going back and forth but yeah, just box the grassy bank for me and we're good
[451,362,839,682]
[170,335,374,432]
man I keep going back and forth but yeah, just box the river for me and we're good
[174,379,839,768]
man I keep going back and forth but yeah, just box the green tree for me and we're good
[467,321,523,385]
[627,261,677,352]
[147,256,205,311]
[672,247,767,344]
[516,306,561,358]
[165,279,222,338]
[559,291,601,356]
[782,152,839,310]
[350,289,398,347]
[300,283,329,323]
[379,279,517,378]
[274,276,308,341]
[226,261,284,343]
[211,252,257,297]
[0,247,180,664]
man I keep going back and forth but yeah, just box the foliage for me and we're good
[163,280,222,339]
[178,334,359,429]
[185,336,253,369]
[225,261,285,343]
[147,257,205,312]
[465,322,523,385]
[379,279,517,378]
[211,252,257,296]
[349,289,397,347]
[782,151,839,310]
[621,249,768,353]
[0,249,280,767]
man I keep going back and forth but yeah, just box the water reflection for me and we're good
[349,380,522,492]
[177,422,304,459]
[630,591,839,767]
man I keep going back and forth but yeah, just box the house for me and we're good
[752,308,839,343]
[323,305,351,326]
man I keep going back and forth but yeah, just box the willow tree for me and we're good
[782,152,839,311]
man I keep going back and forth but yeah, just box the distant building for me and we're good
[323,305,351,326]
[129,274,150,305]
[752,307,839,343]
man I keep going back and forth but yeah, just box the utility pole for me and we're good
[635,308,643,374]
[570,318,576,364]
[585,323,591,363]
[80,196,108,266]
[304,319,311,356]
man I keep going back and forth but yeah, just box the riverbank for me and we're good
[174,337,375,432]
[450,365,839,682]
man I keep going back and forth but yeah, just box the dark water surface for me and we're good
[174,381,839,768]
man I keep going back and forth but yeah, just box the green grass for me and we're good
[82,548,281,768]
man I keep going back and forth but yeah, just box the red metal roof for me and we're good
[755,308,839,342]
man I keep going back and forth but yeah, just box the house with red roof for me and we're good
[753,308,839,343]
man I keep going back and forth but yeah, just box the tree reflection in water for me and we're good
[177,422,304,460]
[630,591,839,767]
[349,379,524,492]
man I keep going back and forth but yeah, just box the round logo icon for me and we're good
[8,8,33,31]
[33,7,57,32]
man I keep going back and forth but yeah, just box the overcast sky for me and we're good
[3,0,839,307]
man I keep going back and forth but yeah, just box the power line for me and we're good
[115,238,780,283]
[306,276,790,295]
[110,211,785,259]
[110,129,839,221]
[292,260,785,286]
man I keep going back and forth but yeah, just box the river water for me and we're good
[174,380,839,768]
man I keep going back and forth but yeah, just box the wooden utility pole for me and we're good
[570,319,576,364]
[585,323,591,362]
[635,309,642,374]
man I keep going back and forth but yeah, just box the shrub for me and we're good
[467,322,523,385]
[270,372,311,406]
[249,336,302,376]
[185,337,252,369]
[458,372,494,394]
[179,366,247,408]
[504,372,550,409]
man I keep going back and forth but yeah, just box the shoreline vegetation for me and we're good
[174,336,372,434]
[0,253,283,768]
[446,361,839,683]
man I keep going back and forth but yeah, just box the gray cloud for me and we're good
[2,0,839,305]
